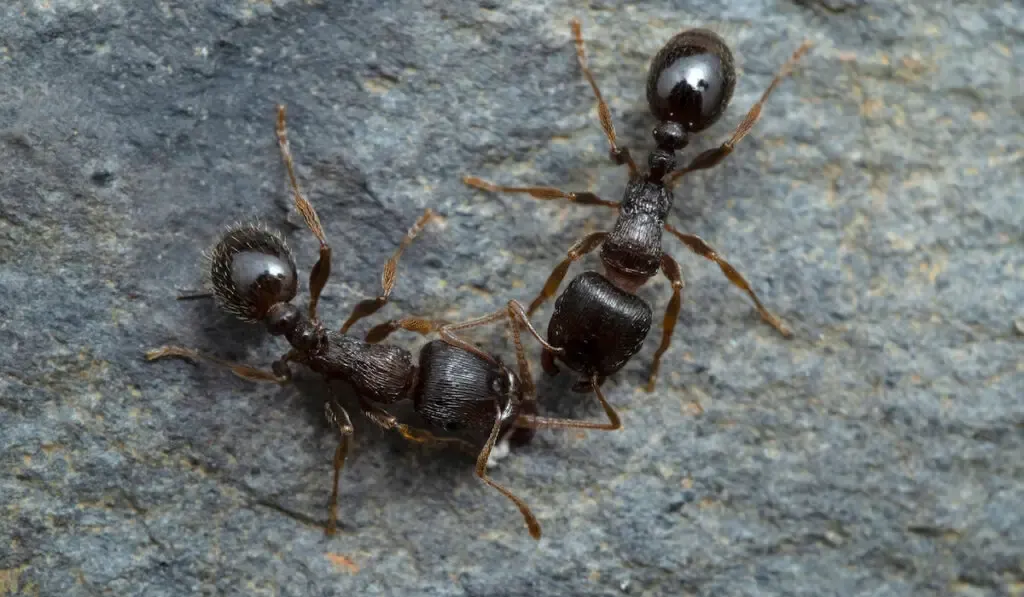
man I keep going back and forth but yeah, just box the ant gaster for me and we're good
[463,21,810,411]
[147,106,619,540]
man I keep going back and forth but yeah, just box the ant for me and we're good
[463,20,811,410]
[146,105,619,540]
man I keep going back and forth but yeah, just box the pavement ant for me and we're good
[146,105,618,540]
[463,20,810,408]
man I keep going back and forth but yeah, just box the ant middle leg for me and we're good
[569,18,638,176]
[338,208,437,333]
[275,104,332,321]
[324,397,354,536]
[646,255,685,392]
[527,232,607,315]
[144,346,294,383]
[665,224,791,337]
[462,176,620,209]
[668,41,813,184]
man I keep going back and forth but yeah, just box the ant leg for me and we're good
[437,300,564,364]
[364,317,447,344]
[476,401,542,539]
[569,18,638,176]
[505,301,540,404]
[176,291,213,300]
[515,375,621,431]
[276,104,333,321]
[144,346,293,383]
[665,224,792,337]
[500,306,542,446]
[646,255,685,392]
[541,349,560,376]
[356,396,476,452]
[339,209,437,333]
[667,41,812,186]
[527,232,607,316]
[462,176,620,209]
[324,397,354,536]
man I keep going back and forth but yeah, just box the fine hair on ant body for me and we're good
[147,105,621,540]
[463,20,811,410]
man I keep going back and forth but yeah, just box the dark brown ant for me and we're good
[146,106,618,540]
[463,20,811,410]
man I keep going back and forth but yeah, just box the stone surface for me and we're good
[1,1,1021,595]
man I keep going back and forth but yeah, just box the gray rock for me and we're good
[1,1,1020,595]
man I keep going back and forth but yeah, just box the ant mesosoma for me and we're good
[464,20,811,407]
[146,105,617,540]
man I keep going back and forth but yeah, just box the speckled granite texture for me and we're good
[1,1,1021,595]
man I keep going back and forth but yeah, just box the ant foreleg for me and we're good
[175,291,213,300]
[144,346,294,383]
[462,176,620,209]
[667,41,812,185]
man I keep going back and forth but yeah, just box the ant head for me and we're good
[208,223,298,322]
[646,29,736,137]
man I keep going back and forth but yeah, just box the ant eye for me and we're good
[646,29,735,132]
[209,224,298,322]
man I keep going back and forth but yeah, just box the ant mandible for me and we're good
[146,105,619,540]
[463,20,811,407]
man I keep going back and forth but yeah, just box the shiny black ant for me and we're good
[146,106,618,540]
[464,20,810,412]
